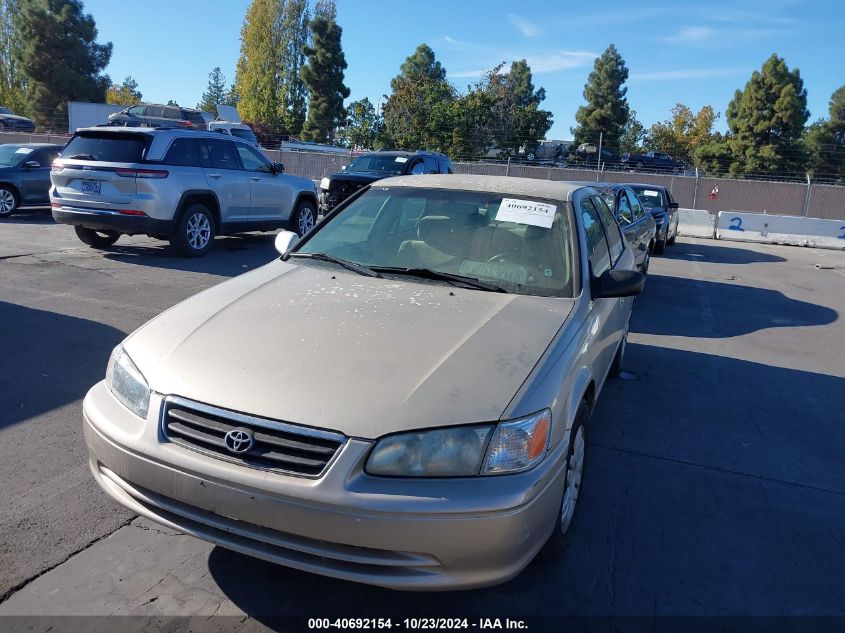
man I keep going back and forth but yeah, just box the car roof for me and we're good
[623,182,668,191]
[359,150,448,158]
[376,174,589,201]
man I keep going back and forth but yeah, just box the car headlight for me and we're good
[105,345,150,418]
[319,177,330,191]
[366,409,551,477]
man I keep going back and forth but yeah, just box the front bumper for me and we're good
[52,206,175,237]
[84,383,566,590]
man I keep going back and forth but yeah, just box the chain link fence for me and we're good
[5,130,844,221]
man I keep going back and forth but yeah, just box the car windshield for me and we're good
[630,186,666,207]
[346,155,407,175]
[295,186,575,298]
[231,128,258,144]
[61,132,150,162]
[0,106,11,115]
[0,145,29,166]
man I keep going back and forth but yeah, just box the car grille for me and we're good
[161,397,345,477]
[331,180,364,204]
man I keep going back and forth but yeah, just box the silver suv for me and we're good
[50,127,319,257]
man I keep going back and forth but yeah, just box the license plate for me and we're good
[81,181,101,195]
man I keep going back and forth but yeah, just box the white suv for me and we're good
[50,127,319,257]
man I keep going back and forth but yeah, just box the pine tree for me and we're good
[806,85,845,183]
[382,44,454,150]
[197,67,227,117]
[105,76,141,105]
[571,44,630,151]
[727,54,809,178]
[300,1,349,143]
[13,0,112,130]
[0,0,28,115]
[277,0,309,136]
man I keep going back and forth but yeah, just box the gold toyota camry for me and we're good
[84,175,643,590]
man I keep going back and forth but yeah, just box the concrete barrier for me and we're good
[716,211,845,250]
[677,208,716,238]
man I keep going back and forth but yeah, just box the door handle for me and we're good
[207,173,221,179]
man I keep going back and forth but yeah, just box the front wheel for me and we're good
[170,204,215,257]
[291,200,317,237]
[74,226,120,248]
[0,185,19,218]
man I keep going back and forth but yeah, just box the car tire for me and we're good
[0,185,19,218]
[667,227,677,245]
[654,236,666,254]
[291,199,317,237]
[74,226,120,248]
[540,401,590,557]
[608,325,628,379]
[170,204,215,257]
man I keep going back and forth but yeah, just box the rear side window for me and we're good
[591,195,625,263]
[205,138,238,170]
[163,107,180,119]
[626,190,645,220]
[61,133,149,163]
[580,198,611,278]
[163,138,201,167]
[145,105,164,117]
[184,110,207,127]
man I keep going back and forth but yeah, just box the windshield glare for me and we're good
[631,186,666,207]
[347,155,406,175]
[295,187,575,297]
[0,145,28,166]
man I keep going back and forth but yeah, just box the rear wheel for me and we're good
[0,185,18,218]
[74,226,120,248]
[170,204,215,257]
[291,199,317,237]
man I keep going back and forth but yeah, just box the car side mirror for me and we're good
[275,230,299,256]
[668,202,679,209]
[274,162,285,174]
[23,160,40,169]
[595,269,644,299]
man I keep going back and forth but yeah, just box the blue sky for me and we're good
[83,0,843,139]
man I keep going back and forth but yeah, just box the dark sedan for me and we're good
[0,106,36,133]
[593,183,657,274]
[0,143,63,218]
[626,184,679,253]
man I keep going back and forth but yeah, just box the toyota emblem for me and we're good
[224,428,254,455]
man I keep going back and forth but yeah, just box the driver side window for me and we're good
[235,143,273,173]
[409,160,425,175]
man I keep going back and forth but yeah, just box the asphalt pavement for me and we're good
[1,207,843,631]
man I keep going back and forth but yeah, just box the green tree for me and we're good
[694,141,733,177]
[382,44,455,150]
[300,3,349,143]
[233,0,309,135]
[0,0,28,115]
[726,54,809,178]
[571,44,630,151]
[13,0,112,130]
[806,85,845,183]
[197,66,227,117]
[344,97,379,149]
[646,103,720,164]
[619,110,645,154]
[105,75,141,105]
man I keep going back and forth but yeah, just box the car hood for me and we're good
[330,172,395,185]
[124,260,573,439]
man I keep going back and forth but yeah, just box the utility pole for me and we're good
[802,173,812,217]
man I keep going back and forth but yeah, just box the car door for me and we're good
[625,188,654,259]
[232,142,294,223]
[200,138,251,223]
[18,148,57,203]
[578,194,624,379]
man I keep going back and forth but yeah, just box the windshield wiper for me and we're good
[67,154,96,160]
[288,252,382,278]
[371,267,508,293]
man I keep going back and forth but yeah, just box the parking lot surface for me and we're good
[1,209,843,628]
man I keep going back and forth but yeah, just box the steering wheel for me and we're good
[487,253,509,263]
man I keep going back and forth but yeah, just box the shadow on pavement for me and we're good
[0,207,54,225]
[0,302,125,430]
[102,233,279,277]
[632,274,837,337]
[206,344,845,619]
[663,241,787,264]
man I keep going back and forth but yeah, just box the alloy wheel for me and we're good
[560,425,586,534]
[186,212,211,250]
[0,189,15,215]
[298,207,315,235]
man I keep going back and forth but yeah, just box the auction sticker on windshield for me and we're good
[495,198,556,228]
[395,156,408,163]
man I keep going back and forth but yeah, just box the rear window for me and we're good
[184,110,207,127]
[60,132,150,163]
